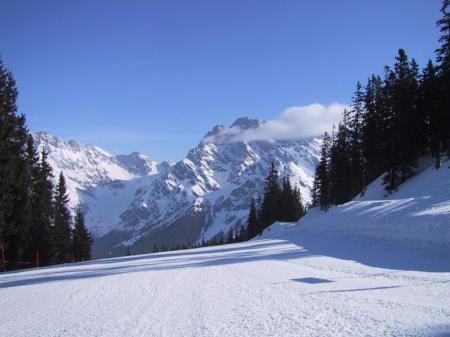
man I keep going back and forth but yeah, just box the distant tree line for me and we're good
[313,0,450,210]
[0,59,92,270]
[146,220,250,254]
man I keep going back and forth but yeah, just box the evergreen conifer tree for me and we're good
[436,0,450,154]
[29,150,56,265]
[246,198,259,239]
[392,49,421,184]
[226,226,234,243]
[278,177,304,221]
[0,58,32,265]
[238,225,247,242]
[348,82,366,196]
[329,115,352,204]
[53,172,73,264]
[278,177,292,221]
[314,132,332,209]
[260,163,281,229]
[72,209,93,261]
[362,74,388,182]
[420,60,442,168]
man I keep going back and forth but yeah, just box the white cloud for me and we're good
[204,103,349,143]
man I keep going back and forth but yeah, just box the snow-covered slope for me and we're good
[82,118,322,257]
[1,222,449,337]
[33,131,162,209]
[294,157,450,249]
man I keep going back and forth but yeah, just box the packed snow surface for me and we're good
[1,223,449,337]
[299,160,450,249]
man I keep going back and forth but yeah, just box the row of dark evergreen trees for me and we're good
[148,226,250,254]
[149,219,251,254]
[313,0,450,209]
[0,58,92,270]
[146,224,249,254]
[246,163,305,239]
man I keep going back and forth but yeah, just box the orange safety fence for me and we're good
[0,246,76,272]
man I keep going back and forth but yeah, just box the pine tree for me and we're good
[382,66,400,191]
[246,198,259,239]
[311,171,321,207]
[420,60,442,168]
[278,177,304,221]
[292,187,305,218]
[21,135,39,262]
[29,150,55,266]
[226,226,234,243]
[437,0,450,75]
[313,132,332,209]
[260,163,281,229]
[0,58,32,266]
[329,114,353,204]
[278,177,293,221]
[362,74,388,182]
[238,225,248,242]
[436,0,450,154]
[348,82,366,196]
[72,209,93,261]
[53,172,73,264]
[393,49,421,184]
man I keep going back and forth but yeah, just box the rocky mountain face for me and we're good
[34,118,321,258]
[33,132,163,208]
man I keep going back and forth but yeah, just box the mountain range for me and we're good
[34,117,322,258]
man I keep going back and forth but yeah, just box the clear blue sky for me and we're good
[1,0,442,161]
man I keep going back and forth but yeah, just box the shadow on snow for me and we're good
[0,230,449,289]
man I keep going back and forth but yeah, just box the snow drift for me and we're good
[290,158,450,249]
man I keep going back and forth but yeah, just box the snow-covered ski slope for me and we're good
[1,160,449,337]
[298,158,450,249]
[1,229,449,336]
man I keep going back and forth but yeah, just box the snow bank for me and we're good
[291,161,450,249]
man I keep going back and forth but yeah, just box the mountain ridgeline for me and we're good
[33,119,321,258]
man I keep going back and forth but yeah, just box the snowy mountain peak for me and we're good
[202,124,225,141]
[116,152,158,176]
[202,118,264,145]
[32,132,159,209]
[35,131,113,159]
[230,117,264,130]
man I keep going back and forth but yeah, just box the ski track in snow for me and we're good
[1,232,449,337]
